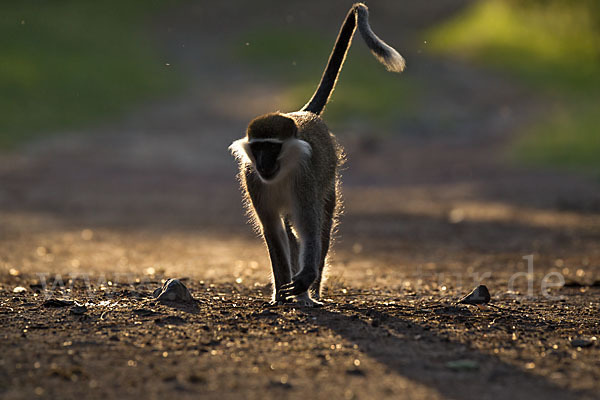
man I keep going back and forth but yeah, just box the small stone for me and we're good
[152,279,195,304]
[570,337,596,348]
[457,285,491,306]
[13,286,26,294]
[43,299,75,308]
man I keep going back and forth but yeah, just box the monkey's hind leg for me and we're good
[310,190,336,301]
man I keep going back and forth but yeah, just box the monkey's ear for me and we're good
[276,114,298,138]
[229,138,253,164]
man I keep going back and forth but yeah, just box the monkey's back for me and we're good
[286,111,340,197]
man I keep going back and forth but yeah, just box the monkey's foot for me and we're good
[280,271,317,300]
[289,292,323,308]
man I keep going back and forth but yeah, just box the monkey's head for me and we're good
[229,113,312,183]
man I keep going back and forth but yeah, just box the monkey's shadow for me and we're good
[303,304,586,400]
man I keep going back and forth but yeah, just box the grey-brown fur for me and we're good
[236,112,341,305]
[229,3,403,306]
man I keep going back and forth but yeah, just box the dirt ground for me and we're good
[1,1,599,399]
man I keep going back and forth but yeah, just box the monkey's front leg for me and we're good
[262,218,293,304]
[280,226,322,307]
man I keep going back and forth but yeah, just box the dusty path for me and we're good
[1,1,599,399]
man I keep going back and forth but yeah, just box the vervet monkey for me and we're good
[230,3,405,306]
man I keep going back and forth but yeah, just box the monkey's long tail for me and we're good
[301,3,405,115]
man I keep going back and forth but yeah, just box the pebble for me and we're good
[570,337,596,348]
[458,285,491,306]
[152,279,195,304]
[43,299,75,307]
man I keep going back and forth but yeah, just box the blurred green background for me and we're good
[426,0,600,173]
[1,0,598,173]
[0,1,179,148]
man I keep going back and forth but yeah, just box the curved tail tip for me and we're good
[382,49,406,73]
[355,2,406,73]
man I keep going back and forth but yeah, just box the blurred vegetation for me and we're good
[0,1,180,149]
[236,28,418,130]
[427,0,600,173]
